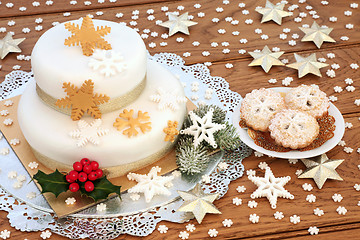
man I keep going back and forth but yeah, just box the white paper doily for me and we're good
[0,52,252,239]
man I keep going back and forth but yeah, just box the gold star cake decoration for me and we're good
[299,21,336,48]
[255,0,292,25]
[287,53,328,78]
[248,45,285,73]
[64,15,112,56]
[0,32,25,59]
[159,12,198,36]
[298,154,344,189]
[56,79,110,121]
[177,184,221,224]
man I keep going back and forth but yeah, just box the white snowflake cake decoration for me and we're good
[248,167,294,209]
[69,119,109,147]
[127,166,174,203]
[150,87,187,111]
[88,49,127,77]
[180,108,225,148]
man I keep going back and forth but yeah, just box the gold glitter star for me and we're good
[299,21,336,48]
[248,45,285,73]
[255,0,292,25]
[287,53,328,78]
[159,12,197,36]
[177,184,221,224]
[298,154,344,189]
[0,33,25,59]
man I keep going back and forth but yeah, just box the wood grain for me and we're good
[0,0,359,239]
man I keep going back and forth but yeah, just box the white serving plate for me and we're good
[233,87,345,159]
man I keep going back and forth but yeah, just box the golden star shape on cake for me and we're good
[287,53,328,78]
[113,109,152,137]
[298,154,344,189]
[255,0,292,25]
[177,184,221,224]
[159,12,198,36]
[127,166,174,203]
[248,167,294,209]
[248,45,285,73]
[64,15,112,56]
[0,32,25,59]
[299,21,336,48]
[163,120,179,142]
[56,79,110,121]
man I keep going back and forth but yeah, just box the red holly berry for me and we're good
[88,171,98,181]
[78,172,88,182]
[84,181,94,192]
[73,161,83,172]
[90,161,99,171]
[68,170,79,181]
[66,174,75,183]
[83,164,93,174]
[69,182,79,192]
[95,168,103,178]
[80,158,90,166]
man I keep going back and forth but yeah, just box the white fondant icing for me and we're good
[18,60,186,168]
[31,18,147,99]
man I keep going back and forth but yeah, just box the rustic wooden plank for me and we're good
[0,0,172,18]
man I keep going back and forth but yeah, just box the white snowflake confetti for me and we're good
[65,197,76,205]
[344,147,353,153]
[249,213,259,223]
[0,148,9,156]
[274,211,284,220]
[336,206,347,215]
[306,194,316,203]
[332,193,343,202]
[236,185,246,193]
[314,208,324,216]
[40,230,51,239]
[96,203,107,212]
[26,192,36,199]
[290,215,300,224]
[0,230,10,239]
[10,138,20,146]
[222,219,233,227]
[288,159,298,164]
[233,197,242,206]
[302,183,313,191]
[158,224,168,234]
[308,226,319,235]
[248,200,258,208]
[186,223,196,232]
[208,229,218,237]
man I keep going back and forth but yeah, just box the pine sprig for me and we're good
[176,138,209,175]
[215,122,241,151]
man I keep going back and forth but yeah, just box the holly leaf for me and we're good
[80,176,121,202]
[33,169,69,197]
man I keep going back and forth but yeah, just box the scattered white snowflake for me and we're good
[10,138,20,146]
[302,183,313,191]
[96,203,107,212]
[88,49,127,77]
[3,118,13,126]
[8,170,17,179]
[158,224,168,234]
[344,147,353,153]
[69,119,109,147]
[288,159,298,164]
[290,215,300,224]
[334,86,343,93]
[308,226,319,235]
[202,174,211,183]
[336,206,347,215]
[239,38,248,44]
[274,211,284,220]
[345,78,353,85]
[236,185,246,193]
[248,167,293,209]
[239,2,246,7]
[255,28,262,34]
[130,193,140,201]
[295,169,303,176]
[354,184,360,191]
[238,49,246,54]
[306,194,316,203]
[0,230,10,239]
[127,167,174,203]
[65,197,76,205]
[225,63,233,68]
[26,192,36,199]
[233,197,242,206]
[180,108,225,148]
[289,40,296,46]
[248,200,258,208]
[247,169,256,176]
[344,10,352,16]
[341,36,349,41]
[198,12,205,18]
[345,122,353,128]
[257,162,267,170]
[314,208,324,216]
[249,213,259,223]
[332,193,343,202]
[350,3,358,8]
[13,181,23,189]
[326,69,336,78]
[254,151,264,157]
[272,47,280,52]
[321,0,328,5]
[208,229,218,237]
[218,162,229,171]
[40,230,52,239]
[0,148,9,156]
[220,218,233,228]
[338,140,346,146]
[183,52,191,58]
[172,170,181,178]
[4,100,13,107]
[350,63,359,69]
[186,223,196,232]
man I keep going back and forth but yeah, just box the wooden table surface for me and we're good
[0,0,359,239]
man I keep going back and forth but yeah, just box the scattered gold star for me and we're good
[159,12,197,36]
[287,53,328,78]
[299,21,336,48]
[0,33,25,59]
[298,154,344,189]
[255,0,292,25]
[177,184,221,224]
[248,45,285,73]
[64,15,112,56]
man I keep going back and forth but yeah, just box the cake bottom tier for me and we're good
[18,60,187,178]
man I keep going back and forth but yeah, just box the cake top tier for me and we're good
[31,17,147,100]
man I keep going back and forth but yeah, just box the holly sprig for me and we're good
[33,169,121,202]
